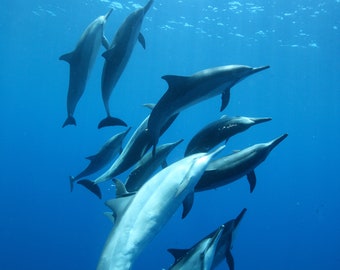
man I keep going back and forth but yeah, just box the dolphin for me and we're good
[168,225,225,270]
[98,0,154,128]
[195,134,288,193]
[125,139,183,192]
[96,145,225,270]
[168,208,247,270]
[185,115,272,156]
[146,64,270,152]
[78,104,179,198]
[60,9,112,128]
[69,127,130,191]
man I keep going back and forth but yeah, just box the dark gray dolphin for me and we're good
[147,64,270,153]
[195,134,288,193]
[168,208,247,270]
[69,127,130,191]
[98,0,154,128]
[78,104,179,198]
[125,139,183,192]
[60,9,112,127]
[185,115,272,156]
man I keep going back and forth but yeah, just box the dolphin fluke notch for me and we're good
[98,116,127,129]
[77,180,102,199]
[62,116,76,128]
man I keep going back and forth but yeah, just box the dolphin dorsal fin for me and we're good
[85,154,97,161]
[138,33,146,49]
[162,75,189,90]
[59,52,74,64]
[167,248,189,263]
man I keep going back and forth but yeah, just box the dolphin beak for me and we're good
[105,8,113,20]
[251,65,270,74]
[234,208,247,228]
[250,117,272,125]
[144,0,154,13]
[268,133,288,152]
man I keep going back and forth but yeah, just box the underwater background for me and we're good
[1,0,339,269]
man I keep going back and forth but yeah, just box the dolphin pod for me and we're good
[61,3,288,270]
[60,9,112,127]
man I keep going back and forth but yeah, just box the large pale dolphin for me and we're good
[78,104,178,198]
[168,225,225,270]
[96,146,225,270]
[69,127,130,191]
[98,0,154,128]
[168,208,247,270]
[125,139,183,192]
[147,64,270,152]
[185,115,271,156]
[195,134,288,193]
[60,9,112,128]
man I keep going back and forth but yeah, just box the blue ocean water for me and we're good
[1,0,339,269]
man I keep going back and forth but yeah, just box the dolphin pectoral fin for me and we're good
[102,35,110,50]
[138,33,146,49]
[247,170,256,193]
[62,116,76,128]
[225,249,235,270]
[220,88,231,111]
[182,192,194,219]
[167,248,189,263]
[98,116,127,129]
[106,181,135,221]
[59,52,73,63]
[69,176,75,192]
[77,180,102,199]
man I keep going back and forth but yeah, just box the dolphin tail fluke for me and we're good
[77,180,102,199]
[62,116,76,128]
[98,116,127,129]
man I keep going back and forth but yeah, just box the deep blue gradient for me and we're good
[1,0,339,269]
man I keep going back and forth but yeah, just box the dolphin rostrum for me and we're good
[98,0,154,128]
[69,127,130,191]
[60,9,112,127]
[196,134,288,193]
[168,208,247,270]
[125,139,183,192]
[185,115,271,156]
[96,146,225,270]
[147,64,270,152]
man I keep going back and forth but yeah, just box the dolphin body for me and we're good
[168,225,225,270]
[195,134,288,193]
[185,115,272,156]
[78,105,178,198]
[147,64,270,152]
[96,146,225,270]
[60,9,112,128]
[69,128,130,191]
[125,139,183,192]
[99,0,154,128]
[168,208,247,270]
